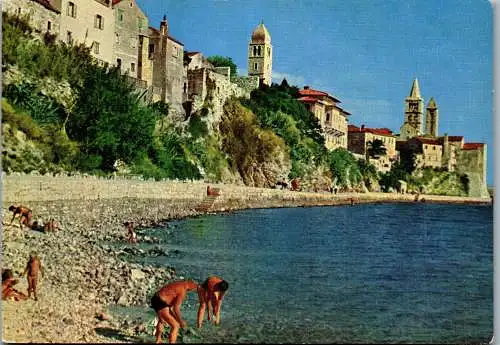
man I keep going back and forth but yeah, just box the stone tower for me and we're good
[425,97,439,137]
[248,21,272,86]
[400,78,424,140]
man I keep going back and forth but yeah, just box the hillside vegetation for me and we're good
[1,12,469,195]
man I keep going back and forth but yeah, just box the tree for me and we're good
[207,55,238,78]
[366,139,387,160]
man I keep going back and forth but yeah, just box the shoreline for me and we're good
[1,175,492,343]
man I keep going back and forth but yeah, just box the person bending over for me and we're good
[150,280,199,343]
[8,205,33,229]
[197,276,229,328]
[2,269,28,301]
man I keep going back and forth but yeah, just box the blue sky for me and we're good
[136,0,493,185]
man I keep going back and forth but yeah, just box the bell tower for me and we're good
[248,21,272,86]
[400,78,424,139]
[425,97,439,137]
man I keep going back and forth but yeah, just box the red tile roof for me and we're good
[298,88,341,103]
[112,0,122,4]
[414,137,441,145]
[297,96,318,103]
[33,0,60,13]
[462,143,484,150]
[348,125,393,136]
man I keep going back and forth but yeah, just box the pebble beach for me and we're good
[1,175,492,343]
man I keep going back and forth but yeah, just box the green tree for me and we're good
[366,139,387,160]
[207,55,238,78]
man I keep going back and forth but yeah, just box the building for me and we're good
[297,86,350,150]
[347,124,397,172]
[399,78,424,140]
[401,137,443,169]
[425,97,439,137]
[58,0,115,64]
[248,21,272,86]
[3,0,61,35]
[149,16,188,117]
[112,0,152,89]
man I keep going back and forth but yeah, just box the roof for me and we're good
[408,78,422,99]
[32,0,60,13]
[186,52,201,56]
[148,26,184,46]
[297,96,318,103]
[448,136,463,141]
[414,137,441,145]
[348,125,394,136]
[427,97,437,109]
[112,0,122,4]
[462,143,484,150]
[251,22,271,44]
[298,88,341,103]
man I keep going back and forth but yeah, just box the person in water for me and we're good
[150,280,199,344]
[197,276,229,328]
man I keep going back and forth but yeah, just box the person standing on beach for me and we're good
[197,276,229,328]
[150,280,199,344]
[124,221,137,244]
[22,254,43,301]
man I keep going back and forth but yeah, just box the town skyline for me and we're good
[136,0,493,185]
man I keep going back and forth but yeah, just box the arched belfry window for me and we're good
[257,46,261,56]
[253,46,257,56]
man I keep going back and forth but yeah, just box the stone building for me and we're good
[425,97,439,137]
[400,137,443,169]
[57,0,115,64]
[3,0,61,35]
[347,124,397,173]
[148,16,188,118]
[399,78,424,140]
[297,86,350,150]
[111,0,152,89]
[248,21,272,86]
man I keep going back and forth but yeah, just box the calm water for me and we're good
[119,203,493,344]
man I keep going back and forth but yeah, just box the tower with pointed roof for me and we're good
[248,21,272,86]
[399,78,424,140]
[425,97,439,137]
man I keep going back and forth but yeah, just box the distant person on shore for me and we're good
[2,269,28,301]
[150,280,200,344]
[207,185,221,197]
[8,205,33,229]
[43,218,60,232]
[124,221,137,244]
[291,178,300,191]
[197,276,229,328]
[350,198,355,206]
[22,254,43,301]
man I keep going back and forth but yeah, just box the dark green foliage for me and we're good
[379,161,410,192]
[326,148,362,188]
[188,113,208,138]
[207,55,238,78]
[68,65,158,171]
[241,83,325,179]
[3,83,65,125]
[366,139,387,159]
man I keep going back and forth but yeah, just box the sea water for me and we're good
[117,203,493,343]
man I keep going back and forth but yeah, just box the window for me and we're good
[257,46,261,56]
[66,31,73,44]
[118,9,124,21]
[67,2,76,18]
[95,14,104,29]
[47,21,51,32]
[254,62,258,70]
[131,63,135,72]
[172,45,178,57]
[148,43,155,59]
[115,33,120,44]
[268,47,270,56]
[253,46,257,56]
[117,58,122,68]
[93,41,100,54]
[17,7,21,15]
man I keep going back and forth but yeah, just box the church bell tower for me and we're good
[248,21,272,86]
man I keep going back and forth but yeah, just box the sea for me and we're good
[112,203,493,344]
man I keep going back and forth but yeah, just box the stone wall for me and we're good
[214,66,230,79]
[456,145,488,197]
[3,0,60,35]
[231,75,259,94]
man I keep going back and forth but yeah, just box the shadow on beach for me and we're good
[94,326,147,343]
